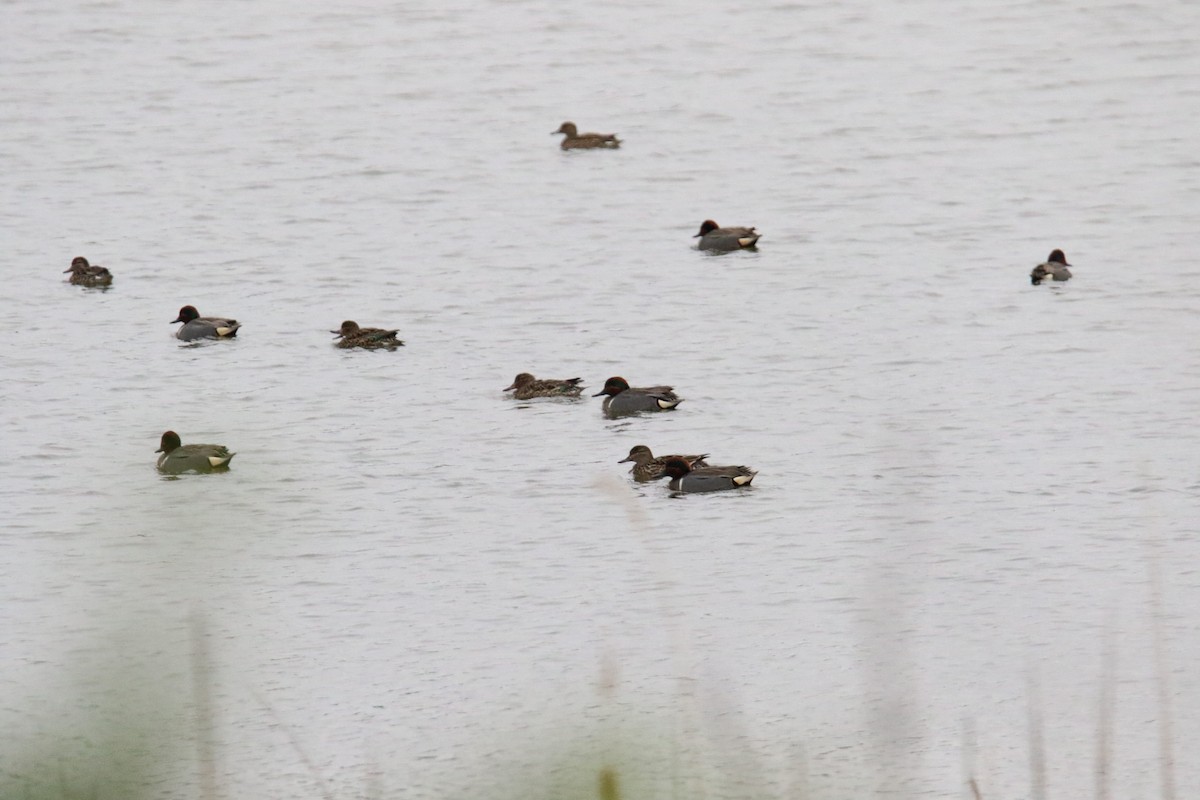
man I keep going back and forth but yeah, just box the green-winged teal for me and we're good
[694,220,760,251]
[64,256,113,287]
[663,458,757,493]
[155,430,235,473]
[331,320,404,350]
[619,445,709,482]
[593,376,682,416]
[504,372,584,400]
[553,121,621,150]
[172,305,240,341]
[1031,249,1072,285]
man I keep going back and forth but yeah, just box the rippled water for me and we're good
[4,0,1200,797]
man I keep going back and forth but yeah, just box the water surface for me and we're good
[3,1,1200,797]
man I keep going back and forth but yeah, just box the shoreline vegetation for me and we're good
[0,677,1178,798]
[3,546,1180,800]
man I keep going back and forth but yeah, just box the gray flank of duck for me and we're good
[155,430,235,474]
[172,305,240,341]
[663,458,756,493]
[694,220,760,251]
[593,376,682,417]
[1030,249,1072,285]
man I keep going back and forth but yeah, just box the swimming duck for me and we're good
[172,305,240,341]
[331,320,404,349]
[1031,249,1072,285]
[593,376,682,416]
[619,445,710,482]
[553,121,621,150]
[694,220,760,251]
[663,458,757,493]
[63,256,113,287]
[155,430,235,473]
[504,372,584,400]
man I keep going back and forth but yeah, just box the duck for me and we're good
[331,320,404,350]
[552,121,621,150]
[663,458,756,493]
[155,430,235,473]
[172,305,240,341]
[63,256,113,287]
[504,372,584,400]
[1031,249,1072,285]
[619,445,710,482]
[694,220,760,251]
[593,376,682,416]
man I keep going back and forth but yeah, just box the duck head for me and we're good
[331,320,361,338]
[592,376,630,397]
[172,305,200,324]
[156,430,182,454]
[64,256,90,274]
[662,458,693,480]
[619,445,654,464]
[505,373,535,391]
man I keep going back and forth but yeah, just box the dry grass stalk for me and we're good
[1095,614,1115,800]
[598,767,620,800]
[1148,542,1177,800]
[1026,670,1046,800]
[190,610,218,800]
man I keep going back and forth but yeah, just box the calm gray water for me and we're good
[3,0,1200,797]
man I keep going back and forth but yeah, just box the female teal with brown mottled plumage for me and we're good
[331,320,404,350]
[552,121,621,149]
[504,373,584,400]
[64,256,113,287]
[619,445,709,482]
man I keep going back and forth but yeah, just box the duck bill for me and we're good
[170,316,183,323]
[617,457,633,463]
[591,390,608,397]
[330,331,344,338]
[503,384,516,391]
[62,267,73,273]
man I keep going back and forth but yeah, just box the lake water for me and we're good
[3,0,1199,798]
